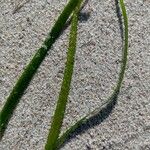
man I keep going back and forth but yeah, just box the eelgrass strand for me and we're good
[57,0,128,148]
[0,0,80,139]
[45,1,83,150]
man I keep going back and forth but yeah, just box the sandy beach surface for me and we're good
[0,0,150,149]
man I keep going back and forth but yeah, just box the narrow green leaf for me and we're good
[0,0,80,139]
[57,0,129,148]
[45,1,83,150]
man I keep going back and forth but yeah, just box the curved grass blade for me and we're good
[45,1,84,150]
[57,0,128,148]
[0,0,80,140]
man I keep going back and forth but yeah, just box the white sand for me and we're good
[0,0,150,149]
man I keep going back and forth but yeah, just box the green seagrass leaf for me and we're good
[56,0,129,149]
[0,0,80,140]
[45,1,84,150]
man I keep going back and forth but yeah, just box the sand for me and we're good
[0,0,150,149]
